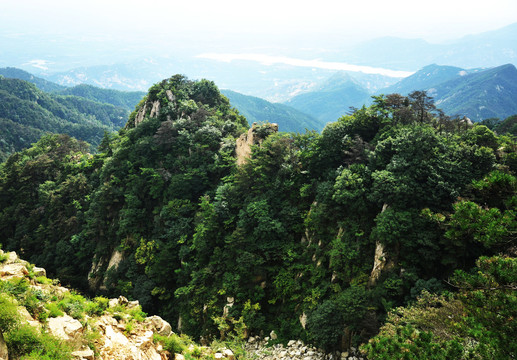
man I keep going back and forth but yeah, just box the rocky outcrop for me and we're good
[95,316,163,360]
[235,122,279,165]
[133,102,148,128]
[368,241,390,287]
[88,249,124,292]
[245,337,365,360]
[0,250,171,360]
[71,348,95,360]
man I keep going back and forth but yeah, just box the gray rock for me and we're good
[0,263,28,278]
[47,315,83,341]
[32,266,46,277]
[146,315,172,336]
[71,348,95,360]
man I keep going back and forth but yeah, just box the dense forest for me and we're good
[0,76,516,358]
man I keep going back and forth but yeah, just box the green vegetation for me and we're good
[0,75,515,357]
[0,67,66,92]
[222,89,322,132]
[56,84,145,112]
[0,76,141,161]
[0,284,73,360]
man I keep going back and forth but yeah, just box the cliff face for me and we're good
[235,122,279,165]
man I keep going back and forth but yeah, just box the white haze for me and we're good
[197,53,414,78]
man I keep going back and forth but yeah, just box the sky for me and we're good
[3,0,517,46]
[1,0,517,78]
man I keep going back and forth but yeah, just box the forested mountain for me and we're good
[1,75,515,358]
[431,63,517,121]
[0,76,143,161]
[222,89,323,132]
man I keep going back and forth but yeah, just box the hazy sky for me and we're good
[2,0,517,76]
[3,0,517,46]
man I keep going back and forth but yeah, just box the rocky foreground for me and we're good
[0,250,365,360]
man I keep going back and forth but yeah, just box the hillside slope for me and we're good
[0,77,129,161]
[1,75,515,358]
[222,89,323,132]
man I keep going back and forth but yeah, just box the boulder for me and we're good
[146,315,172,336]
[222,348,235,360]
[32,266,46,277]
[72,348,95,360]
[0,263,28,278]
[47,315,83,341]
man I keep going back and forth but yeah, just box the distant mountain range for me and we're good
[380,63,517,122]
[283,63,517,125]
[11,22,516,105]
[430,64,517,121]
[343,22,517,71]
[1,60,516,161]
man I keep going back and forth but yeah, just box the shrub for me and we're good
[154,333,188,355]
[45,302,65,318]
[36,276,53,285]
[57,292,87,319]
[0,293,20,332]
[0,277,30,298]
[6,324,72,360]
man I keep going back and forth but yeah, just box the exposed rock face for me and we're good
[88,249,124,292]
[235,122,279,165]
[0,331,8,360]
[368,240,393,287]
[150,101,161,119]
[87,256,105,290]
[96,318,163,360]
[133,102,148,128]
[368,203,395,287]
